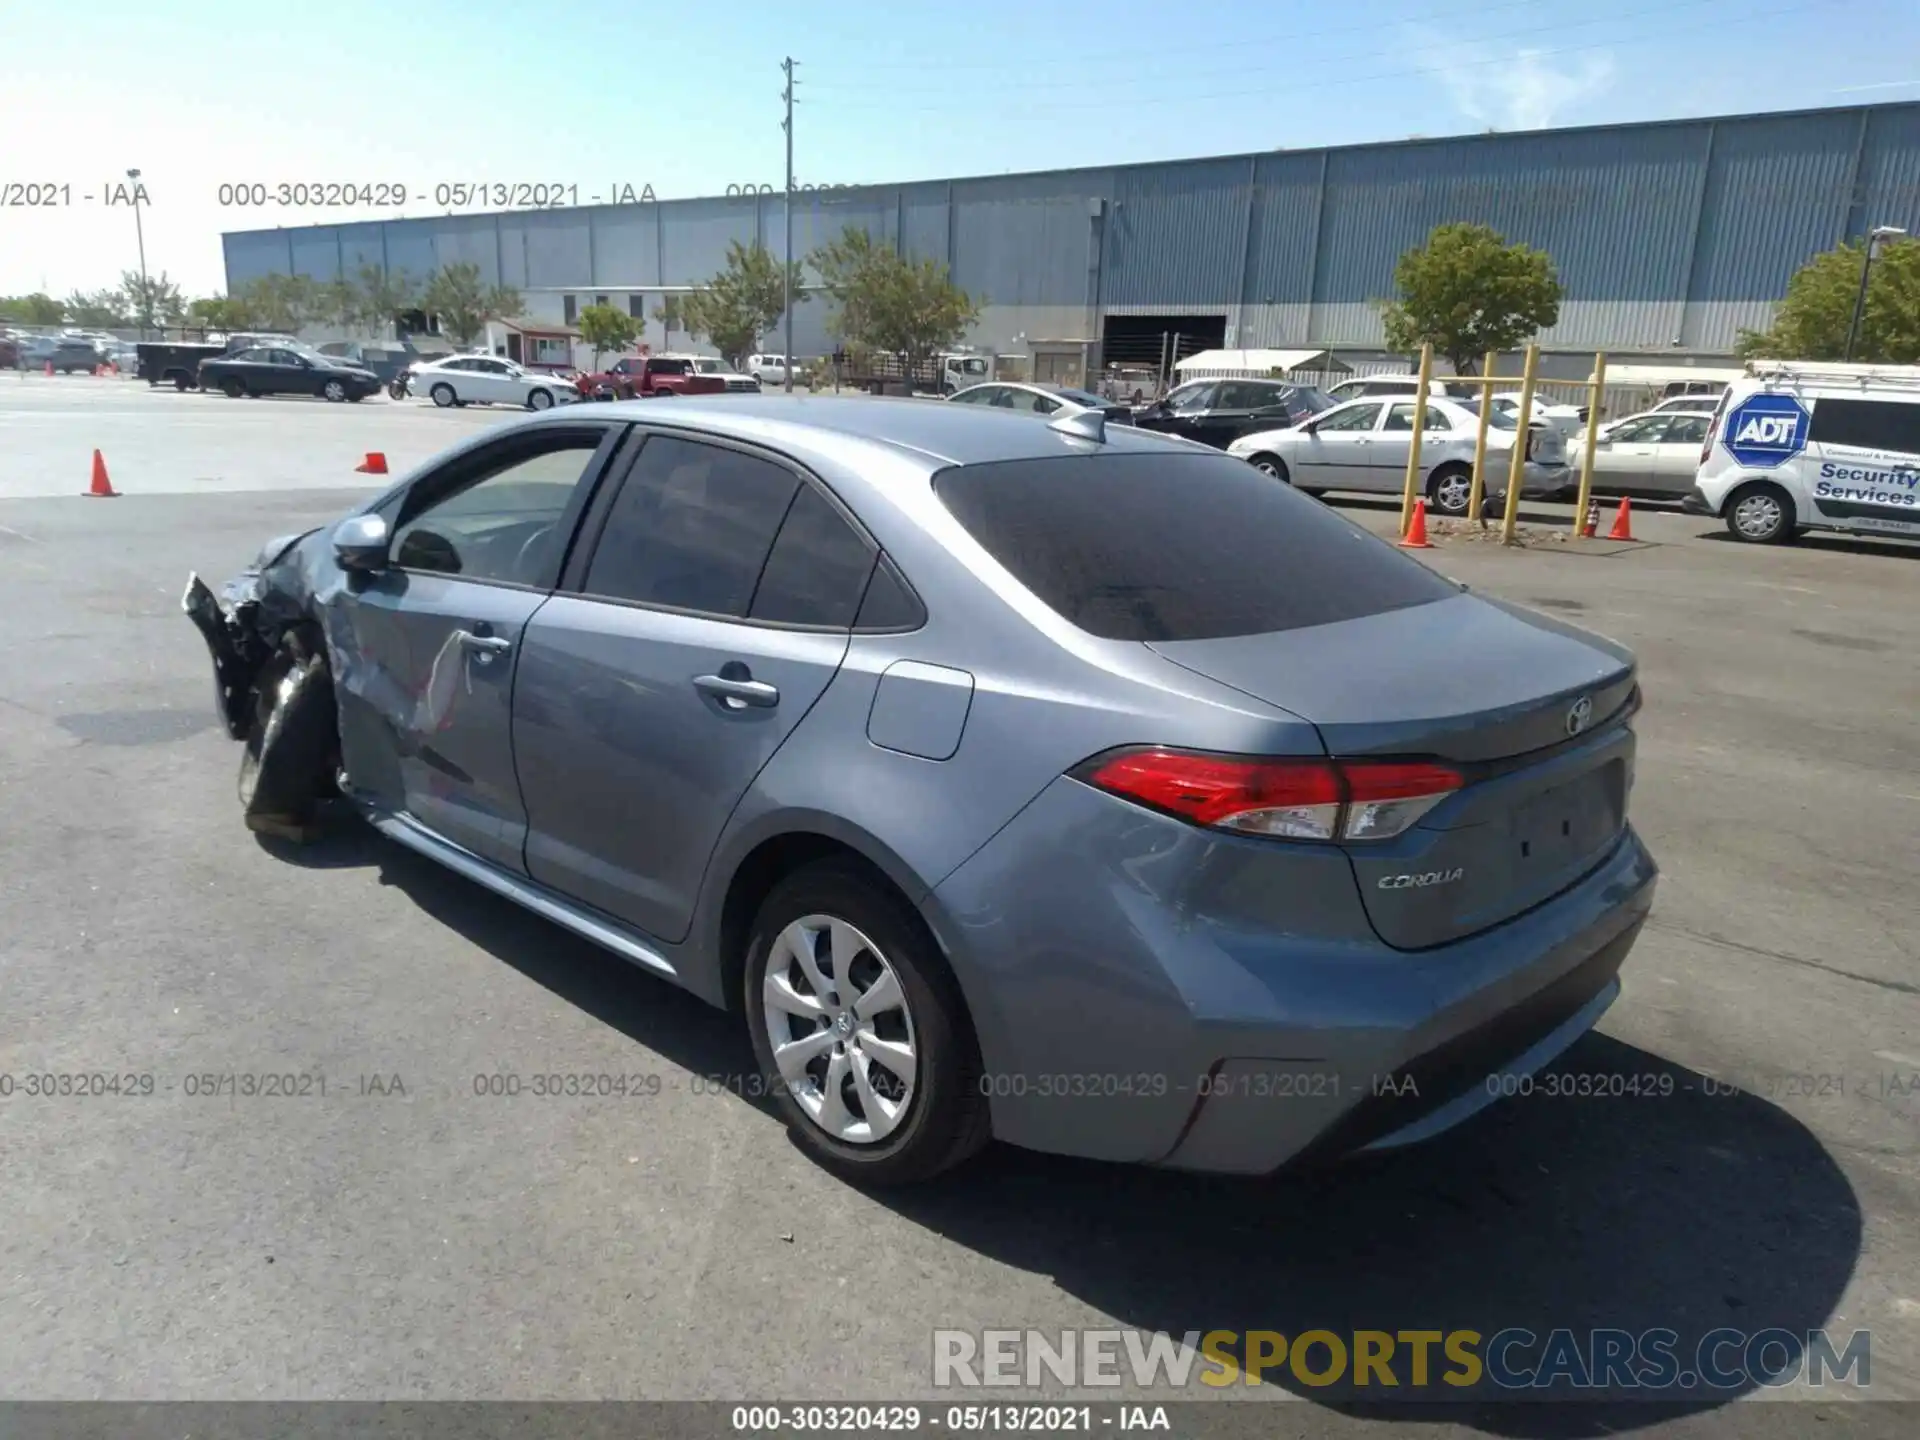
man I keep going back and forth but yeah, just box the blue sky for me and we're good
[1,0,1914,296]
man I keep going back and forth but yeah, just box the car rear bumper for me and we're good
[1681,486,1715,516]
[922,776,1657,1173]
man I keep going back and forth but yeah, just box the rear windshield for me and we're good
[934,452,1458,641]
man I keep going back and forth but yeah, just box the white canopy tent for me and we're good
[1172,348,1352,379]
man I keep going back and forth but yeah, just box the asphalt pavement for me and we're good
[1,377,1917,1435]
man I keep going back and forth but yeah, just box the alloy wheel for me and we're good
[1733,491,1784,540]
[760,914,918,1144]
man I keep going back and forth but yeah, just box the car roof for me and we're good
[533,393,1199,467]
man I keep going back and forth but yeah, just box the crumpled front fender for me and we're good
[179,527,325,738]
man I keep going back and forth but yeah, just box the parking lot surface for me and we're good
[2,379,1918,1432]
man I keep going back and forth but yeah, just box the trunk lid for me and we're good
[1149,592,1637,949]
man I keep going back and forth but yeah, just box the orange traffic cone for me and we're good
[1399,498,1434,549]
[84,449,118,498]
[354,452,389,475]
[44,360,53,377]
[1605,496,1634,541]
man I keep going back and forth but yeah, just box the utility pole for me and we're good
[1845,225,1907,362]
[127,167,150,339]
[781,57,797,393]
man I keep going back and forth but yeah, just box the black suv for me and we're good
[1131,378,1334,449]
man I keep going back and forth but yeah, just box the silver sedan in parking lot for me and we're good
[184,397,1654,1184]
[1227,394,1574,515]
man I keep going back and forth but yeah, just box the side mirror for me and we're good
[333,513,390,573]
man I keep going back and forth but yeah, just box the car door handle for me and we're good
[693,674,780,708]
[458,631,512,660]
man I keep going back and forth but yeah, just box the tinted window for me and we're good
[935,452,1457,642]
[1215,381,1275,409]
[949,387,993,405]
[651,358,693,375]
[855,556,926,631]
[1810,398,1920,456]
[392,439,599,584]
[750,484,877,627]
[1665,415,1710,445]
[1167,383,1215,414]
[582,436,797,616]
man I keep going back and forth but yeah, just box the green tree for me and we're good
[678,241,804,366]
[233,274,320,332]
[0,292,66,325]
[1737,236,1920,364]
[809,225,980,375]
[1377,222,1562,374]
[576,303,639,370]
[120,269,187,331]
[345,264,416,338]
[186,294,259,332]
[652,294,685,348]
[422,263,524,347]
[64,288,128,327]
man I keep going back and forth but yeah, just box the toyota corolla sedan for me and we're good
[184,397,1655,1184]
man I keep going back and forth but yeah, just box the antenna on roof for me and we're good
[1049,408,1106,444]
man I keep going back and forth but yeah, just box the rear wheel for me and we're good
[430,382,455,408]
[1726,482,1795,544]
[744,861,989,1185]
[221,377,244,399]
[1428,464,1475,517]
[173,373,192,392]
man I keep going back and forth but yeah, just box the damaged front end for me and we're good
[182,530,343,838]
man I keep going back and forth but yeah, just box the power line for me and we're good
[811,2,1820,115]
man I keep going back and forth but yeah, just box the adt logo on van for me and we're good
[1723,392,1811,468]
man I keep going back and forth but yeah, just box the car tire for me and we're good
[238,643,340,841]
[430,383,456,408]
[743,860,990,1185]
[322,379,348,402]
[1247,453,1290,484]
[527,388,553,411]
[221,377,245,399]
[1428,464,1475,517]
[173,374,192,392]
[1726,481,1796,544]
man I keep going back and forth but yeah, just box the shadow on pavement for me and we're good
[273,822,1865,1436]
[1694,528,1920,561]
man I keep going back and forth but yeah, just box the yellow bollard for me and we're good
[1398,342,1433,537]
[1499,344,1541,545]
[1467,348,1497,528]
[1572,352,1607,537]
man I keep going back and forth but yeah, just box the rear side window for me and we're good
[1810,398,1920,456]
[934,453,1457,642]
[582,436,798,616]
[749,484,877,628]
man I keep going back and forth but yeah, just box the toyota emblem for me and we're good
[1565,695,1594,736]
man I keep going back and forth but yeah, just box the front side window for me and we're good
[581,436,798,616]
[949,387,994,406]
[1167,383,1215,414]
[391,438,601,584]
[1315,401,1384,433]
[1664,415,1710,445]
[935,453,1456,642]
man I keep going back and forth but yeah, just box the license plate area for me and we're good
[1510,764,1623,873]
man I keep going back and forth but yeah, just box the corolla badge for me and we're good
[1565,695,1594,736]
[1378,868,1465,890]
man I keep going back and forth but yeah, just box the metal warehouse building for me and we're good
[225,100,1920,380]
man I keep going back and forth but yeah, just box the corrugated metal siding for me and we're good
[288,229,342,283]
[659,197,759,286]
[337,223,386,278]
[1104,159,1248,306]
[586,206,659,286]
[899,182,951,265]
[1314,124,1704,309]
[1242,152,1326,306]
[1856,105,1920,238]
[223,230,290,287]
[382,220,440,285]
[950,172,1103,307]
[425,214,505,282]
[510,211,593,289]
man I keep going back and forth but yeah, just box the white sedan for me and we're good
[1225,394,1573,515]
[408,354,581,410]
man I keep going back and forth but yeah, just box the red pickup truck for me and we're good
[578,355,728,401]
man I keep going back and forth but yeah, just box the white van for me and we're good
[747,353,791,385]
[1686,361,1920,544]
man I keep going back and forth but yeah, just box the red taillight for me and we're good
[1077,749,1461,842]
